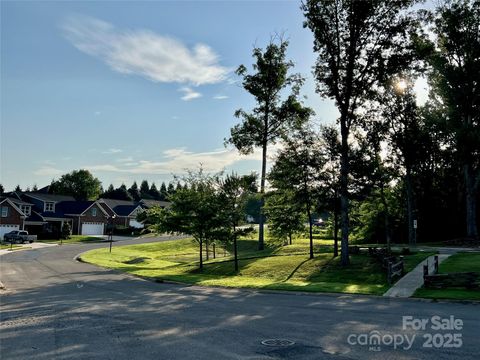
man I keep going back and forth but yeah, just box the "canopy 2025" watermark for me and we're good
[347,315,463,352]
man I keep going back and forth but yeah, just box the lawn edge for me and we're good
[75,249,463,304]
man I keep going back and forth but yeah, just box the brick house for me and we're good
[97,199,145,228]
[2,191,171,239]
[97,198,171,229]
[6,192,110,238]
[0,198,27,240]
[57,201,110,235]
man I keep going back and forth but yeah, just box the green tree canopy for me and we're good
[101,183,133,201]
[419,0,480,239]
[49,169,102,200]
[226,37,313,251]
[218,173,257,272]
[149,183,161,200]
[128,181,141,201]
[265,190,305,246]
[140,180,151,199]
[159,182,168,201]
[302,0,420,265]
[153,170,224,271]
[268,126,325,259]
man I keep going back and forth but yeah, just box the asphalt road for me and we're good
[1,236,479,360]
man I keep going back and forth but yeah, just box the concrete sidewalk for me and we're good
[0,242,57,256]
[383,253,451,298]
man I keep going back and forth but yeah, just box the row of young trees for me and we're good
[140,170,257,271]
[227,0,479,267]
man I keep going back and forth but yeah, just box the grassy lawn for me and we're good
[356,242,479,248]
[414,252,480,301]
[39,235,105,244]
[81,236,432,296]
[402,251,436,272]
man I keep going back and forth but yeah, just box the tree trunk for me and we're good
[289,233,292,245]
[405,168,415,246]
[340,121,350,266]
[199,238,203,271]
[233,225,239,272]
[333,192,339,258]
[306,201,314,259]
[213,243,216,259]
[309,218,314,259]
[465,164,479,239]
[380,184,391,252]
[258,141,267,251]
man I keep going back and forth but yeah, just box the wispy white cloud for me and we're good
[41,160,57,166]
[33,166,64,177]
[82,146,267,175]
[213,95,228,100]
[86,164,120,172]
[94,111,101,116]
[103,148,123,154]
[179,87,202,101]
[62,15,230,86]
[116,156,134,163]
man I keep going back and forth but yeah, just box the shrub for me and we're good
[61,222,72,239]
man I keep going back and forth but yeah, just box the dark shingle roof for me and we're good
[56,201,95,215]
[98,202,115,216]
[98,199,139,216]
[111,204,139,216]
[99,198,136,208]
[25,212,46,222]
[23,192,75,202]
[5,197,34,206]
[39,211,69,219]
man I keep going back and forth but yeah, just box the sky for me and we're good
[0,0,430,191]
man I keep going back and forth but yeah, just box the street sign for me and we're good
[413,220,417,229]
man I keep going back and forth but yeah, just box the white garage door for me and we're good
[81,222,104,235]
[0,225,20,240]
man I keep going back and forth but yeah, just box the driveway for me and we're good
[1,236,479,360]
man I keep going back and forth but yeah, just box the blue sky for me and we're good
[1,1,428,191]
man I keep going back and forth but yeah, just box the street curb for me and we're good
[74,250,480,305]
[0,247,32,256]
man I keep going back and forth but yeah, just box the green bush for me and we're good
[61,222,72,239]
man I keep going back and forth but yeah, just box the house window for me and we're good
[21,205,31,216]
[92,208,97,216]
[1,207,8,217]
[45,202,55,212]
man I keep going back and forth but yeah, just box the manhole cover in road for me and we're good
[261,339,296,347]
